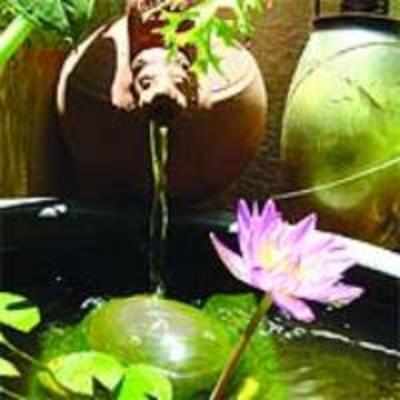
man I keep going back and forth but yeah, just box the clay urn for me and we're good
[281,11,400,247]
[56,12,267,204]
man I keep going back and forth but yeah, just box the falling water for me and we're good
[148,119,169,296]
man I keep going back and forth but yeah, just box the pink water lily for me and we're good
[210,199,364,322]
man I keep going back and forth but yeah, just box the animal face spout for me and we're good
[131,47,198,122]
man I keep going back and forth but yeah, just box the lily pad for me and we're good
[38,351,125,396]
[118,364,173,400]
[0,357,20,377]
[0,292,40,333]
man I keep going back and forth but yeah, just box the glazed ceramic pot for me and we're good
[56,15,267,203]
[281,13,400,247]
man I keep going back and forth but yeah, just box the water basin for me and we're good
[1,200,399,399]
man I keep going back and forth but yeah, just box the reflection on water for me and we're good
[204,296,400,400]
[274,327,400,400]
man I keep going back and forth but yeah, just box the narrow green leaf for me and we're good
[0,357,20,377]
[0,292,40,333]
[117,364,173,400]
[38,351,124,396]
[0,331,8,344]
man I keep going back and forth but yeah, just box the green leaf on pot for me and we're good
[38,351,125,396]
[0,357,20,377]
[117,364,173,400]
[6,0,96,41]
[159,0,266,74]
[0,292,40,333]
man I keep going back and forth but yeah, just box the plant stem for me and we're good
[210,294,272,400]
[2,339,71,397]
[0,385,28,400]
[0,15,34,67]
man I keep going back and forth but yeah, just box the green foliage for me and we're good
[0,1,13,28]
[117,364,173,400]
[0,357,20,377]
[5,0,96,42]
[38,351,125,396]
[159,0,265,73]
[36,320,174,399]
[39,323,90,362]
[0,292,40,333]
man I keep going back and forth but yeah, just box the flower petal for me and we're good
[249,266,300,293]
[299,254,356,283]
[237,201,254,263]
[251,201,260,217]
[209,233,249,284]
[299,283,364,305]
[237,200,252,233]
[248,266,276,292]
[272,292,315,322]
[260,199,281,223]
[282,214,317,249]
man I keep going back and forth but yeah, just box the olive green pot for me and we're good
[281,15,400,247]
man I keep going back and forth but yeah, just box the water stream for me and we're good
[148,119,169,296]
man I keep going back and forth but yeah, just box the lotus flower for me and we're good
[210,199,364,322]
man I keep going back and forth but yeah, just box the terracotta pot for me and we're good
[281,14,400,247]
[56,15,267,203]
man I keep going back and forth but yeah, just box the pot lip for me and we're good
[313,13,400,33]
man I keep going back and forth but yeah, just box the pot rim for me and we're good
[313,13,400,34]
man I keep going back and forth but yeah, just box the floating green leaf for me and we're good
[0,357,20,377]
[38,351,125,397]
[0,292,40,333]
[92,377,120,399]
[117,364,173,400]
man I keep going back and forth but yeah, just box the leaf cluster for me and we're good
[5,0,97,42]
[0,292,172,400]
[159,0,265,74]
